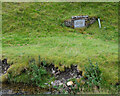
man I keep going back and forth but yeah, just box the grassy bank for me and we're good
[2,2,118,87]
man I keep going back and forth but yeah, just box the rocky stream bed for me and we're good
[0,59,83,95]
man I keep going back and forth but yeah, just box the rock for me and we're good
[59,82,63,86]
[45,63,83,82]
[93,86,99,93]
[67,81,73,86]
[77,71,82,76]
[64,19,73,27]
[51,68,55,74]
[1,59,10,74]
[2,59,7,65]
[51,80,63,87]
[44,83,48,85]
[51,81,54,85]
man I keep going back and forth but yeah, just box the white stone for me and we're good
[51,81,53,85]
[67,81,73,86]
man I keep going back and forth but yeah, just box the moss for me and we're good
[1,73,8,83]
[12,72,31,83]
[7,62,29,77]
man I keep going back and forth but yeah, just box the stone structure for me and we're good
[64,15,97,28]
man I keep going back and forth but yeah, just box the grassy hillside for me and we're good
[2,2,118,85]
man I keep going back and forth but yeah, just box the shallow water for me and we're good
[1,82,51,95]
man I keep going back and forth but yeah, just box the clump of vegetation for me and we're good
[28,57,49,88]
[6,58,119,94]
[7,56,54,88]
[52,60,118,94]
[27,56,55,88]
[83,60,102,91]
[52,60,102,94]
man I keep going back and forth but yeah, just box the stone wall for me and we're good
[64,15,97,28]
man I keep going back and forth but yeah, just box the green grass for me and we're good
[2,2,118,85]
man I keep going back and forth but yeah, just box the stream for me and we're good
[0,59,83,95]
[0,59,52,95]
[1,73,51,95]
[1,82,51,95]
